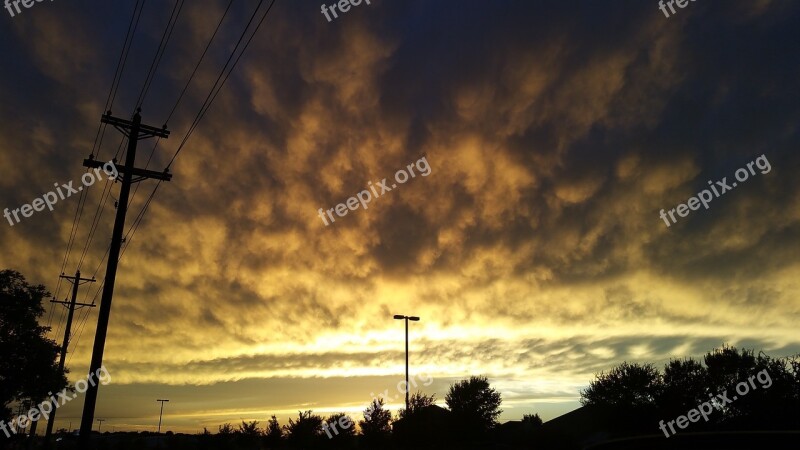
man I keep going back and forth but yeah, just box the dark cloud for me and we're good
[0,0,798,432]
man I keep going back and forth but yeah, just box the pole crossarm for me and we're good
[59,273,96,283]
[83,156,172,182]
[51,299,96,308]
[101,111,170,140]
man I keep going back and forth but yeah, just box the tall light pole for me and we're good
[393,314,420,412]
[156,399,169,434]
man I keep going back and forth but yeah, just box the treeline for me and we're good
[139,345,800,450]
[579,345,800,435]
[190,375,512,450]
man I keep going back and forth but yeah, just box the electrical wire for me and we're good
[48,0,145,341]
[65,0,278,360]
[166,0,278,170]
[136,0,185,111]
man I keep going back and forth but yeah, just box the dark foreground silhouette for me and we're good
[2,346,797,450]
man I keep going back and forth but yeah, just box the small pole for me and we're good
[156,399,169,434]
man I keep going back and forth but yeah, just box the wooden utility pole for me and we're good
[43,270,95,442]
[78,109,170,446]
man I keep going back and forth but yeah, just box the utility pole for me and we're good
[156,399,169,434]
[43,271,95,443]
[393,315,420,412]
[78,109,170,446]
[96,419,105,432]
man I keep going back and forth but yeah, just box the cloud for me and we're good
[0,0,798,431]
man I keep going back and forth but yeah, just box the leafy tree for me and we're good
[580,362,661,409]
[283,410,323,448]
[789,355,800,400]
[264,415,282,448]
[521,413,542,427]
[704,345,757,392]
[445,376,503,436]
[323,412,355,437]
[659,358,709,418]
[238,420,261,436]
[218,423,234,435]
[0,270,67,424]
[359,398,391,445]
[322,412,355,449]
[234,420,262,448]
[573,346,800,434]
[703,347,800,427]
[398,392,436,419]
[197,427,214,450]
[701,345,763,422]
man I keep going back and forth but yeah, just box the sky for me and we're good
[1,0,799,435]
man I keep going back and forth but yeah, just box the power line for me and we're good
[73,0,148,273]
[165,0,234,124]
[105,0,147,118]
[136,0,185,110]
[75,174,115,270]
[48,0,145,340]
[62,0,280,376]
[121,0,278,262]
[127,0,234,213]
[167,0,278,170]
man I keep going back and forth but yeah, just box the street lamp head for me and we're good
[393,315,405,320]
[408,316,420,321]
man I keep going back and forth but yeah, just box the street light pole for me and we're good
[393,314,420,412]
[156,399,169,434]
[405,317,409,408]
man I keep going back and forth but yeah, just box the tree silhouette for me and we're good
[788,355,800,404]
[659,358,709,418]
[577,345,800,438]
[323,412,355,448]
[235,420,262,448]
[0,269,67,427]
[359,398,391,447]
[521,413,542,428]
[701,346,800,427]
[580,362,661,409]
[702,345,764,422]
[284,410,323,449]
[445,375,503,437]
[704,345,757,392]
[238,420,261,435]
[264,414,282,448]
[398,392,436,419]
[358,398,392,448]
